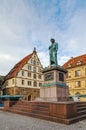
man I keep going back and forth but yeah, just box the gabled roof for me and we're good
[4,53,33,81]
[63,54,86,69]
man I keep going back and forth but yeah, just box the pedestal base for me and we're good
[40,85,69,102]
[40,66,69,102]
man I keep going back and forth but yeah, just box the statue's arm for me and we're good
[53,43,58,50]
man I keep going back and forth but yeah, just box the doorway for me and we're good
[28,95,31,101]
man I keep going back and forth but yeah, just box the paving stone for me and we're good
[0,111,86,130]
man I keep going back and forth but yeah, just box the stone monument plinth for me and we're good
[40,66,69,101]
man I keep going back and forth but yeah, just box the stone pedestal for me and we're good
[40,66,69,102]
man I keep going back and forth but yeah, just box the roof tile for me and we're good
[63,54,86,69]
[4,53,33,80]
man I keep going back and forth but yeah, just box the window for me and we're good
[34,81,37,87]
[28,72,31,77]
[39,83,42,87]
[28,81,31,86]
[33,60,36,65]
[75,70,81,76]
[28,66,32,70]
[33,74,36,79]
[75,81,81,87]
[12,79,14,84]
[77,61,82,65]
[38,68,41,72]
[31,59,33,64]
[66,72,71,78]
[22,70,24,76]
[33,67,36,72]
[68,64,72,67]
[22,80,24,85]
[38,74,41,79]
[59,73,64,81]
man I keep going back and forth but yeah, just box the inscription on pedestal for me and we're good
[44,72,54,81]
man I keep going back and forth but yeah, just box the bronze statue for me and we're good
[49,38,58,66]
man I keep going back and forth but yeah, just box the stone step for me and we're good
[28,112,67,124]
[77,102,86,103]
[7,109,86,125]
[6,109,69,124]
[10,106,29,109]
[77,110,86,116]
[10,107,30,112]
[77,106,86,111]
[77,103,86,107]
[9,106,49,116]
[67,114,86,124]
[10,103,49,111]
[31,110,49,116]
[30,105,49,111]
[77,104,86,108]
[10,104,49,112]
[31,104,49,108]
[11,101,30,106]
[6,101,86,125]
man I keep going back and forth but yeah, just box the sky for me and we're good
[0,0,86,75]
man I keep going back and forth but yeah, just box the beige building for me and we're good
[2,48,43,101]
[63,54,86,100]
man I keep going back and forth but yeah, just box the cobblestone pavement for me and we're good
[0,110,86,130]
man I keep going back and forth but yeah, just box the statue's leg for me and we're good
[53,53,57,65]
[52,52,56,65]
[55,53,58,65]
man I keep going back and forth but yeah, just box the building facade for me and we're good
[2,48,43,100]
[63,54,86,99]
[0,75,4,95]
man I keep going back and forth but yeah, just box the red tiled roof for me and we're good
[63,54,86,69]
[4,53,33,80]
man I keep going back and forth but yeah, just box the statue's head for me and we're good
[50,38,55,43]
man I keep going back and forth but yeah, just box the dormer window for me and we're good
[77,61,82,65]
[68,64,72,67]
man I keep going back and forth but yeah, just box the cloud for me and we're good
[0,54,13,61]
[0,0,86,75]
[58,55,70,66]
[38,51,49,67]
[61,8,86,56]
